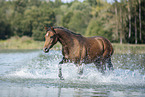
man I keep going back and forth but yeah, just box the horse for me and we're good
[43,26,114,80]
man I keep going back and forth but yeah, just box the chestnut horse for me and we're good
[43,26,114,79]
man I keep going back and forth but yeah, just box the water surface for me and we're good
[0,50,145,97]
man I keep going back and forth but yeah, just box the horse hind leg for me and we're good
[101,61,106,74]
[77,63,84,75]
[95,61,106,74]
[107,58,114,71]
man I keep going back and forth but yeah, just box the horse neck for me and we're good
[56,29,74,48]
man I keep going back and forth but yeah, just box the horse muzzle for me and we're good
[43,47,49,53]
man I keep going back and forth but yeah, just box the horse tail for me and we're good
[101,37,114,59]
[101,37,114,70]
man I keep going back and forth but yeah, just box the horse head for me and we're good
[43,26,58,53]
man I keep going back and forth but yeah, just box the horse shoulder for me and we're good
[65,37,81,60]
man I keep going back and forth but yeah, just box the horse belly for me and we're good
[84,54,101,64]
[68,53,80,63]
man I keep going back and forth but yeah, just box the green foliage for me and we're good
[86,0,113,40]
[85,0,97,7]
[86,18,113,40]
[62,1,92,34]
[0,20,12,39]
[0,0,56,40]
[32,30,45,41]
[0,0,145,44]
[61,12,73,28]
[68,11,88,34]
[0,1,13,39]
[23,5,56,40]
[124,0,145,44]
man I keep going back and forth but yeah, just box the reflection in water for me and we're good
[1,85,144,97]
[1,86,110,97]
[73,88,109,97]
[0,50,145,97]
[58,88,61,97]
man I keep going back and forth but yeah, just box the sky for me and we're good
[61,0,114,3]
[62,0,84,3]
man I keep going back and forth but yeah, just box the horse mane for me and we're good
[54,27,82,36]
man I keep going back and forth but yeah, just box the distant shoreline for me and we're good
[0,36,145,54]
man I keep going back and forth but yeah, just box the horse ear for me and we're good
[50,26,56,33]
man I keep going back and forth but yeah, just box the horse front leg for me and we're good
[76,62,84,75]
[58,57,66,80]
[58,64,64,80]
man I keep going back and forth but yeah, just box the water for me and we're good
[0,50,145,97]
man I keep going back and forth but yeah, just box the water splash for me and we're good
[5,62,145,87]
[2,50,144,88]
[1,50,145,97]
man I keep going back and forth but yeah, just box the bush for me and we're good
[86,18,113,41]
[32,30,45,41]
[21,36,32,43]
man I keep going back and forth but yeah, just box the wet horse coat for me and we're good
[43,27,114,79]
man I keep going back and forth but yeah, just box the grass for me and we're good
[0,36,44,50]
[0,36,145,54]
[0,36,61,50]
[112,43,145,54]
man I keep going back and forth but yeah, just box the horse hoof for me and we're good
[59,76,64,80]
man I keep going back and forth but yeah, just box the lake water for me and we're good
[0,50,145,97]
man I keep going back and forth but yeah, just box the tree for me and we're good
[86,0,115,41]
[139,0,142,41]
[13,0,27,14]
[85,0,97,7]
[0,0,145,43]
[29,5,56,40]
[134,0,138,44]
[114,0,119,40]
[119,0,128,44]
[63,1,92,35]
[61,12,73,28]
[125,0,145,44]
[86,11,113,41]
[0,20,12,39]
[127,0,132,38]
[0,1,13,39]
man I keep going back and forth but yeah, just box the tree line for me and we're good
[0,0,144,44]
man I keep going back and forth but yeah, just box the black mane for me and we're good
[54,27,82,36]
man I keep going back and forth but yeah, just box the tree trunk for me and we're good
[128,0,131,38]
[135,15,137,44]
[114,0,118,40]
[120,7,122,44]
[139,0,142,41]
